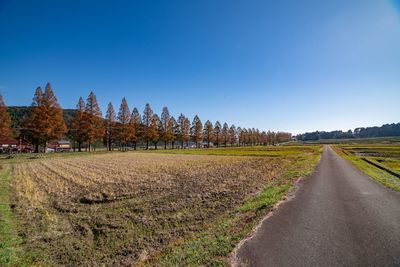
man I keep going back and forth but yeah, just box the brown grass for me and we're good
[12,153,293,266]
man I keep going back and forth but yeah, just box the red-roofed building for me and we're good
[0,138,32,153]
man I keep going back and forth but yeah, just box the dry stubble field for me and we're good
[4,146,321,266]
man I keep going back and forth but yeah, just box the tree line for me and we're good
[296,123,400,141]
[0,83,292,152]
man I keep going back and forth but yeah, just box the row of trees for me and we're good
[0,83,292,152]
[296,123,400,141]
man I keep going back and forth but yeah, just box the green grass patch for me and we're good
[144,145,319,157]
[0,164,22,266]
[334,146,400,192]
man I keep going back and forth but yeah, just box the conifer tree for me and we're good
[71,97,86,151]
[24,87,44,152]
[183,117,190,148]
[84,91,104,151]
[168,116,178,149]
[203,120,214,148]
[241,128,246,145]
[229,125,237,146]
[161,106,171,149]
[117,97,133,150]
[0,94,12,139]
[42,83,67,148]
[142,103,153,150]
[222,122,229,147]
[191,115,203,148]
[24,83,66,152]
[131,107,141,150]
[105,102,116,151]
[214,121,221,148]
[237,127,244,146]
[149,114,160,149]
[177,113,186,148]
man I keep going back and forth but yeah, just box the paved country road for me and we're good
[236,145,400,267]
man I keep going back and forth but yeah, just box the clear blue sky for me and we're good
[1,0,399,134]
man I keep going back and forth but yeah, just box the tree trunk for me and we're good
[35,143,39,153]
[146,140,149,150]
[154,142,158,150]
[78,141,82,152]
[164,141,167,150]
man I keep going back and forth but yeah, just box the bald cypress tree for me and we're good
[168,116,178,149]
[229,125,237,146]
[237,127,243,146]
[177,114,186,148]
[42,83,67,149]
[24,83,66,152]
[142,103,153,150]
[105,102,116,151]
[24,87,44,152]
[183,117,191,148]
[214,121,221,148]
[191,115,203,148]
[0,94,12,139]
[161,106,171,149]
[71,97,86,151]
[117,97,132,150]
[84,91,104,151]
[222,122,229,147]
[149,114,161,149]
[131,107,141,150]
[203,120,214,148]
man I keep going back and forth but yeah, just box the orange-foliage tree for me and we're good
[149,114,161,149]
[24,83,67,152]
[105,102,117,151]
[168,116,178,149]
[8,85,293,151]
[117,97,133,150]
[71,97,86,151]
[222,122,229,147]
[142,103,153,150]
[203,120,214,148]
[214,121,221,147]
[229,125,237,146]
[0,94,12,139]
[83,91,104,151]
[161,106,171,149]
[130,107,141,150]
[191,115,203,148]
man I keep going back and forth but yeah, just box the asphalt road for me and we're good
[236,145,400,267]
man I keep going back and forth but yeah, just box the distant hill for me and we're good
[297,123,400,141]
[8,106,77,129]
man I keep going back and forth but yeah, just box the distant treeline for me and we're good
[296,123,400,141]
[0,82,292,152]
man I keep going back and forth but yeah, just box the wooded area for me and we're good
[0,83,292,152]
[296,124,400,141]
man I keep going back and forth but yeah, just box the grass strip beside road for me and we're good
[333,147,400,192]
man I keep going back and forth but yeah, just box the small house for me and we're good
[48,140,72,152]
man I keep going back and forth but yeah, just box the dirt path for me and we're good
[236,145,400,266]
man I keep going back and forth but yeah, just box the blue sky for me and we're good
[0,0,399,134]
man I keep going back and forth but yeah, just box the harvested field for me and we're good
[335,145,400,192]
[11,152,298,266]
